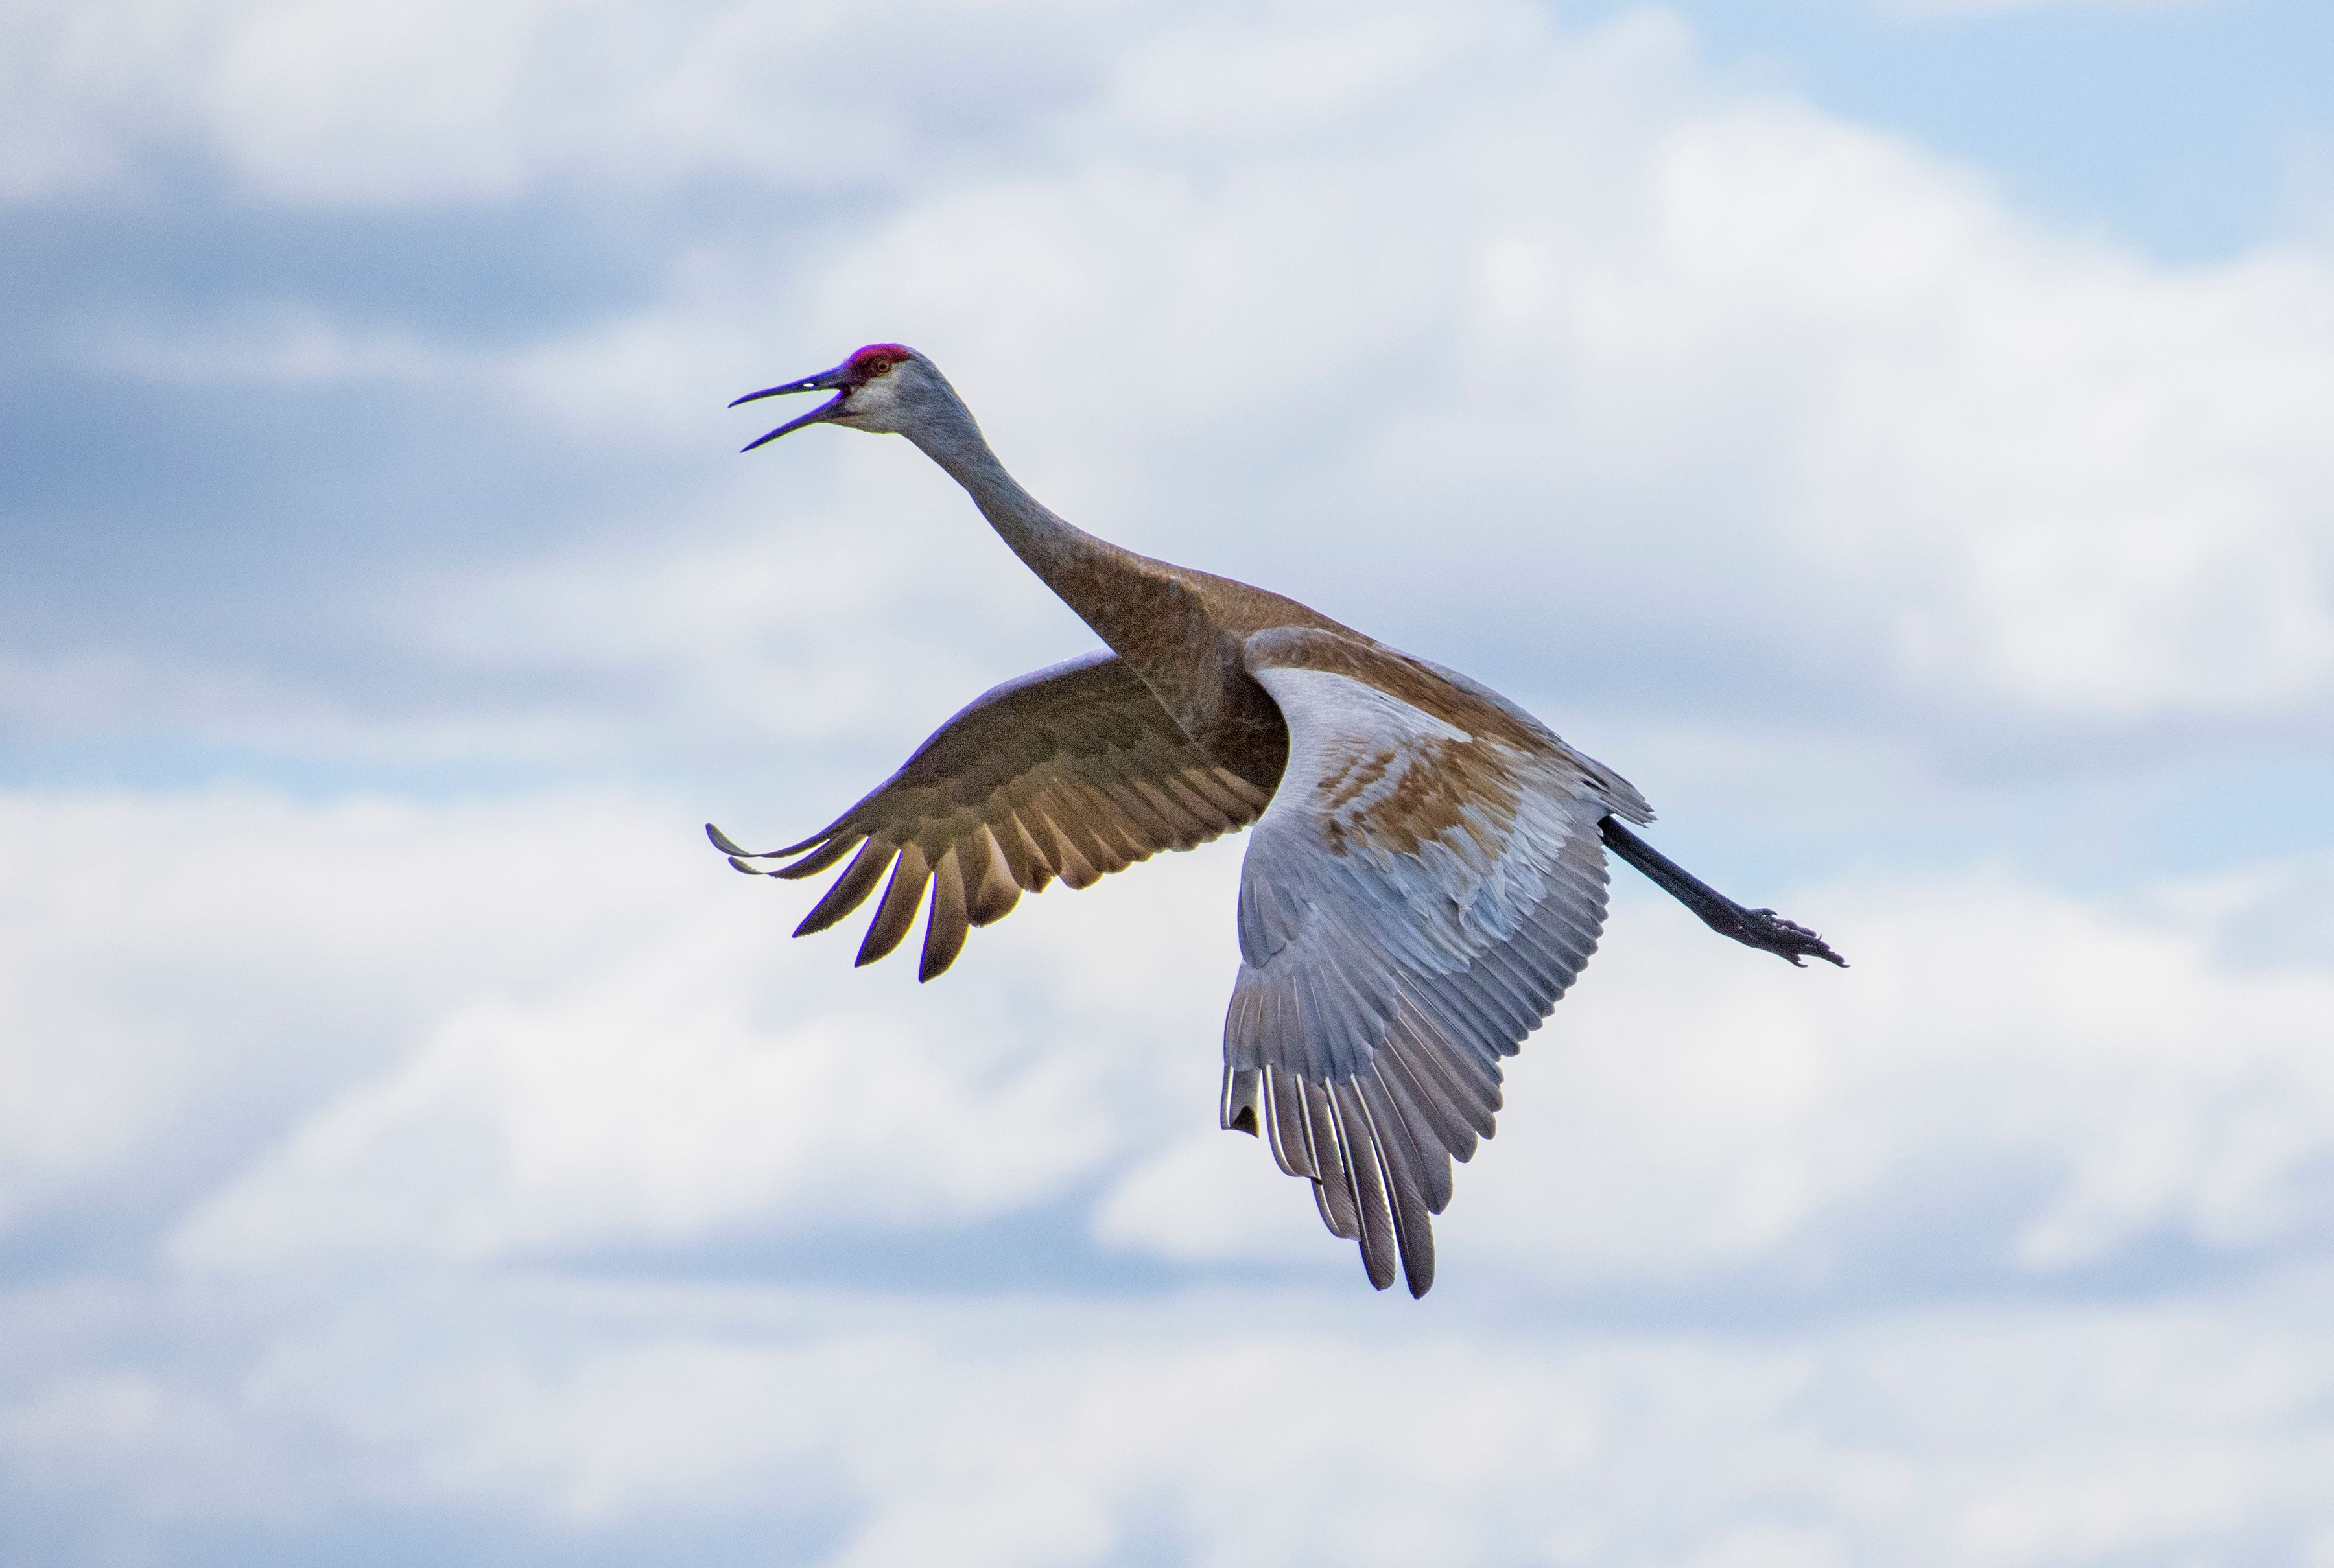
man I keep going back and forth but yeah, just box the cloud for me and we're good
[5,0,2331,1560]
[6,1267,2331,1565]
[2,786,2322,1302]
[432,3,2334,748]
[314,1276,2334,1566]
[0,789,701,1245]
[1102,864,2334,1291]
[9,0,2331,802]
[0,790,2276,1561]
[0,786,1238,1269]
[0,0,1124,206]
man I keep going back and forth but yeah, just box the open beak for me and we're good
[730,362,853,452]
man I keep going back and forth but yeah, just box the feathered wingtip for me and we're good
[706,822,757,858]
[706,821,858,881]
[708,822,775,877]
[707,821,1001,985]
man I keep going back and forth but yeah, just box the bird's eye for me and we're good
[868,358,893,376]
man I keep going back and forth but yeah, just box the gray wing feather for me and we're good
[1221,648,1617,1297]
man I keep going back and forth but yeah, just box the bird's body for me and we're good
[714,344,1841,1296]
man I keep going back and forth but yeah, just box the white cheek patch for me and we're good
[840,376,914,432]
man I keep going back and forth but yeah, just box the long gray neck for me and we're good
[904,393,1158,636]
[899,376,1253,760]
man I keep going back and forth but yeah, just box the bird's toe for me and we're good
[1741,908,1847,968]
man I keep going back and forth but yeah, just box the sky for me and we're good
[2,0,2331,1563]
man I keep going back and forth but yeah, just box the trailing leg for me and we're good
[1598,818,1846,968]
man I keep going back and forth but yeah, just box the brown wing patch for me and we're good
[1316,735,1521,861]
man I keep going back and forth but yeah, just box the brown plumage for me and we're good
[712,652,1271,983]
[712,344,1844,1296]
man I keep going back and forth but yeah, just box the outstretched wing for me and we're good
[1219,627,1644,1296]
[715,649,1273,981]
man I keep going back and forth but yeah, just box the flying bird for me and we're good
[711,343,1844,1297]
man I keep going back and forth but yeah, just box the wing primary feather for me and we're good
[796,840,896,937]
[1380,1027,1480,1169]
[1220,1066,1262,1136]
[1159,771,1242,832]
[1513,915,1598,1002]
[1303,1081,1362,1239]
[1043,793,1114,865]
[1458,948,1540,1040]
[919,845,971,982]
[1511,898,1592,968]
[1331,1080,1399,1291]
[1031,808,1101,889]
[1291,964,1341,1082]
[1363,1064,1428,1297]
[1311,1182,1348,1237]
[856,843,930,966]
[1126,774,1208,848]
[1177,769,1256,821]
[1263,1067,1315,1178]
[1092,764,1181,846]
[1258,966,1301,1071]
[1482,934,1564,1011]
[965,828,1022,925]
[1450,947,1539,1045]
[726,856,766,876]
[1358,1072,1439,1297]
[706,823,755,857]
[1213,769,1277,817]
[1370,1058,1457,1212]
[1385,1018,1498,1141]
[995,812,1054,891]
[1542,868,1607,930]
[1066,791,1144,870]
[710,822,819,859]
[772,835,859,881]
[710,817,846,860]
[1129,762,1216,843]
[1317,942,1393,1070]
[1225,981,1263,1071]
[1534,901,1604,963]
[1398,970,1511,1079]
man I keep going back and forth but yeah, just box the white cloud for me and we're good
[0,777,2328,1564]
[355,3,2334,755]
[0,786,1236,1264]
[1100,865,2334,1285]
[19,0,2333,780]
[7,1269,2331,1565]
[0,789,697,1235]
[6,0,2333,1558]
[0,0,1126,205]
[3,786,2324,1297]
[404,456,1096,766]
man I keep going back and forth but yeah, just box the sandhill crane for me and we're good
[711,344,1844,1296]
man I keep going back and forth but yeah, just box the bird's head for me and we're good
[731,343,950,451]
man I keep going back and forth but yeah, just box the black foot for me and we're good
[1598,818,1848,969]
[1717,907,1846,968]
